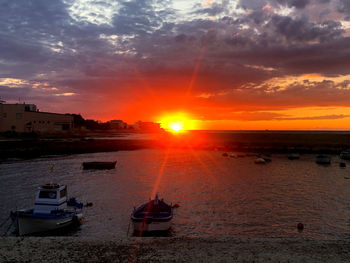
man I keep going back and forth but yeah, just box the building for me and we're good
[0,102,73,133]
[108,120,127,129]
[134,121,162,132]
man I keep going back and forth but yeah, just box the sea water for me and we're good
[0,149,349,239]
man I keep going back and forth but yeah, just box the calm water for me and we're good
[1,149,349,239]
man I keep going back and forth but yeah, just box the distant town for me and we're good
[0,101,163,137]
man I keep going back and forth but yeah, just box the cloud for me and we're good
[238,0,268,11]
[269,15,344,43]
[276,114,350,120]
[194,0,230,16]
[1,0,350,124]
[54,92,76,97]
[196,110,288,121]
[276,0,310,9]
[337,0,350,20]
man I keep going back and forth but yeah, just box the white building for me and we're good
[0,102,73,133]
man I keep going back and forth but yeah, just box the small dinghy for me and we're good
[315,155,331,164]
[10,184,83,236]
[340,150,350,160]
[254,157,266,164]
[288,153,300,160]
[131,194,173,233]
[82,161,117,170]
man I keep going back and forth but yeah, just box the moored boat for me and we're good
[315,155,331,164]
[288,153,300,160]
[257,154,272,162]
[82,161,117,170]
[254,157,266,164]
[340,151,350,160]
[10,184,83,236]
[131,194,173,233]
[340,162,346,168]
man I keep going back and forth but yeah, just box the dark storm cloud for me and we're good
[238,0,267,11]
[0,1,70,62]
[269,15,343,43]
[111,0,166,35]
[239,0,319,11]
[337,0,350,19]
[246,11,266,25]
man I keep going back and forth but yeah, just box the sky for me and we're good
[1,0,350,130]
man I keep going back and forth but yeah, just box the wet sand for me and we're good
[1,237,349,262]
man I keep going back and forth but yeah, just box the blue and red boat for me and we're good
[10,183,83,235]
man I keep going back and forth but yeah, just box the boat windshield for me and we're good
[39,191,57,199]
[60,187,67,198]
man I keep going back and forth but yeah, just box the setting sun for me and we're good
[169,121,184,132]
[157,112,197,133]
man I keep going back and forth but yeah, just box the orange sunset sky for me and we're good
[1,0,350,130]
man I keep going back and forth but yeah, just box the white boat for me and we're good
[10,184,83,235]
[315,155,331,164]
[254,157,266,164]
[229,153,237,158]
[131,194,173,233]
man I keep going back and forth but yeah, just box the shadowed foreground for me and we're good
[1,237,349,262]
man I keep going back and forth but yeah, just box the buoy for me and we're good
[172,203,180,208]
[297,222,304,231]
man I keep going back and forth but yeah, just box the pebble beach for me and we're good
[1,237,350,262]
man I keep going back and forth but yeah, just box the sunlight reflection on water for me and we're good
[1,150,350,239]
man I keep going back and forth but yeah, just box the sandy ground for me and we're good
[1,237,350,262]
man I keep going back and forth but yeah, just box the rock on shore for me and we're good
[1,237,350,262]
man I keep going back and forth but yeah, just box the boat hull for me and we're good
[288,154,300,160]
[340,152,350,160]
[315,156,331,164]
[16,212,82,236]
[82,161,117,170]
[131,198,173,233]
[132,220,171,232]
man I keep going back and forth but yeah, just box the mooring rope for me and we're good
[0,215,10,228]
[3,214,17,236]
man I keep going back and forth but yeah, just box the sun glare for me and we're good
[169,121,184,132]
[158,112,196,133]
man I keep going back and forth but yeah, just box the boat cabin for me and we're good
[33,184,68,214]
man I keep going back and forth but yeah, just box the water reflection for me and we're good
[0,150,349,239]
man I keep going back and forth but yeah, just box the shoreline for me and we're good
[1,131,350,161]
[1,236,349,262]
